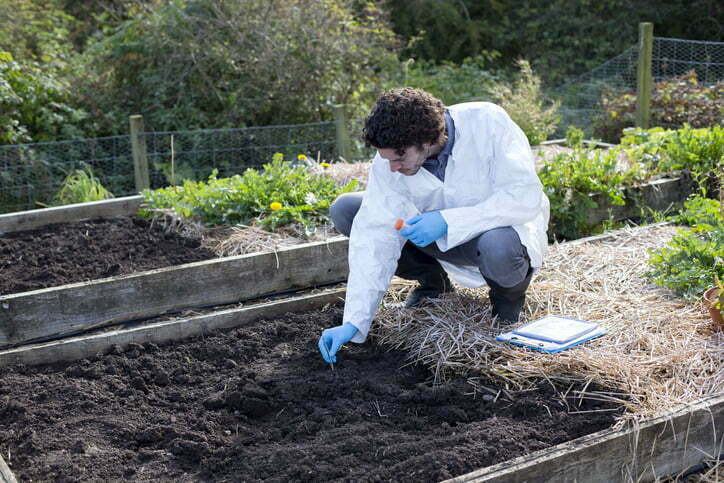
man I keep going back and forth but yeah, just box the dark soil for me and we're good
[0,217,216,295]
[0,306,621,482]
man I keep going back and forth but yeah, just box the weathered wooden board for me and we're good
[0,452,16,483]
[445,393,724,483]
[587,176,693,225]
[0,288,345,367]
[0,195,143,233]
[0,238,348,347]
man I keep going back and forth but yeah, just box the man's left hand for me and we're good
[399,211,448,247]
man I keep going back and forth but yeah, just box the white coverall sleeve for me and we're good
[343,160,414,343]
[438,110,545,251]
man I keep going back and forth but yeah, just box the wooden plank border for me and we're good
[587,176,693,225]
[0,288,345,367]
[0,452,17,483]
[0,195,143,233]
[444,393,724,483]
[0,238,348,347]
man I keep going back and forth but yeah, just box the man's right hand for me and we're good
[318,323,358,363]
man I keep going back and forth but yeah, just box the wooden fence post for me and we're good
[635,22,654,129]
[333,104,351,161]
[129,114,150,192]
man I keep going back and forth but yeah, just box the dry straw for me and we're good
[372,224,724,422]
[213,224,306,257]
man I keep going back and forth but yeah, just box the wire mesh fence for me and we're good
[551,36,724,135]
[0,135,134,214]
[0,120,378,215]
[143,121,339,189]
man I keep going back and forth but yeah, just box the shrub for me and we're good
[386,0,723,87]
[0,0,76,62]
[0,51,88,144]
[397,57,556,145]
[78,0,399,135]
[489,60,560,145]
[594,71,724,143]
[140,153,359,232]
[671,195,722,227]
[400,53,500,105]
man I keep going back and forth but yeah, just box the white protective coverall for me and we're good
[345,102,550,343]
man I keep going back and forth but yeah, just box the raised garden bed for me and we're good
[0,198,347,348]
[0,233,347,348]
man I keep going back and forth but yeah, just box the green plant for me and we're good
[140,153,359,233]
[565,125,585,149]
[645,196,723,299]
[539,145,646,240]
[490,60,560,146]
[55,164,113,205]
[672,195,722,227]
[711,274,724,313]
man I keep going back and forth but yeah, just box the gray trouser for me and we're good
[330,192,531,288]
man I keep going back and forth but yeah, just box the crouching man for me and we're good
[319,87,550,363]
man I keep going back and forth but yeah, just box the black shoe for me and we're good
[486,268,533,323]
[404,272,454,308]
[394,242,454,308]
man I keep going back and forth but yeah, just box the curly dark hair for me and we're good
[362,87,446,155]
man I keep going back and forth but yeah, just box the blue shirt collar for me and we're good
[439,110,455,159]
[422,110,455,181]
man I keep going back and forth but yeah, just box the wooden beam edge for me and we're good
[0,452,17,483]
[0,237,348,302]
[0,195,144,233]
[553,220,673,247]
[0,288,346,367]
[443,392,724,483]
[0,237,349,346]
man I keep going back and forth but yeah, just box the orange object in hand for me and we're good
[394,218,405,231]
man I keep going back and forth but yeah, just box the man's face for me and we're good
[378,144,431,176]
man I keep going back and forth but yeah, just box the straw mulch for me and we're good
[372,223,724,422]
[209,223,340,257]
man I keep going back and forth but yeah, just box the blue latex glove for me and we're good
[399,211,448,247]
[318,322,359,363]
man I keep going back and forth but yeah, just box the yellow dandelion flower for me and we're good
[320,162,331,168]
[270,202,282,210]
[297,154,307,161]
